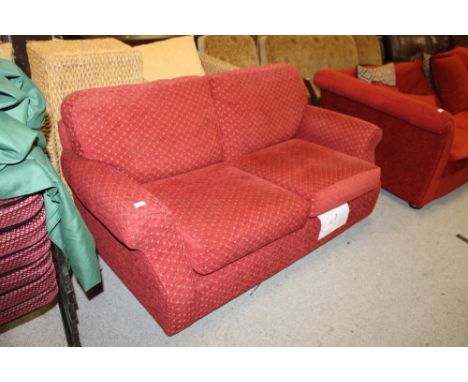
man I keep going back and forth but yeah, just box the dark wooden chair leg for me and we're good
[51,245,81,347]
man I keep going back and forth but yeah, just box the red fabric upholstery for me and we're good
[0,195,57,325]
[233,139,380,216]
[61,76,223,183]
[315,64,466,208]
[145,164,309,274]
[76,188,379,335]
[0,195,43,229]
[60,64,381,335]
[61,151,182,251]
[451,112,468,160]
[395,61,434,95]
[296,105,382,162]
[209,64,308,160]
[431,54,468,115]
[403,94,438,107]
[315,70,452,135]
[452,46,468,69]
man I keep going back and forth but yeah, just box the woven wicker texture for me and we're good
[27,38,144,183]
[0,42,13,61]
[0,194,57,325]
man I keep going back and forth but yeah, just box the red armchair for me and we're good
[59,64,382,335]
[315,47,468,208]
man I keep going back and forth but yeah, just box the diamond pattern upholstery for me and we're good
[233,139,380,216]
[60,64,382,335]
[145,164,309,274]
[296,105,383,163]
[209,64,308,160]
[61,76,223,183]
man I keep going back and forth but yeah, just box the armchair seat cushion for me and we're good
[144,165,309,275]
[451,112,468,160]
[232,139,381,216]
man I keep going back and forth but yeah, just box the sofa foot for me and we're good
[408,203,422,209]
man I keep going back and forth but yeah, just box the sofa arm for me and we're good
[61,152,179,251]
[296,105,383,162]
[198,52,239,74]
[314,70,453,135]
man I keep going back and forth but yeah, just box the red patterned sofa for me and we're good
[315,47,468,208]
[59,64,382,335]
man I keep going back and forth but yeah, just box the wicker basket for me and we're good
[27,38,144,184]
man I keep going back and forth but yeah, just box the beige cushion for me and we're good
[198,35,259,68]
[0,42,13,61]
[258,35,359,96]
[134,36,205,81]
[353,36,383,65]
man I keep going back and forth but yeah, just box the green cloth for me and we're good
[0,59,101,291]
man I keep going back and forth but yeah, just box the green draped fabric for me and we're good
[0,59,101,291]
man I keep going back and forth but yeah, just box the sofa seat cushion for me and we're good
[144,165,309,275]
[451,112,468,160]
[232,139,381,216]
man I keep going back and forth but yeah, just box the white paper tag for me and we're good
[318,203,350,240]
[133,201,146,209]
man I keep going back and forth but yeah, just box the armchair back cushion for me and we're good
[209,64,308,160]
[61,76,223,183]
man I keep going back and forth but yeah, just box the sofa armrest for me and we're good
[198,52,239,74]
[296,105,383,162]
[314,70,453,135]
[61,152,179,251]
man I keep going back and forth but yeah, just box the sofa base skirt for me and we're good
[75,188,380,336]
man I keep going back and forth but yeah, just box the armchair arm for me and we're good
[61,152,180,251]
[198,52,239,74]
[296,105,383,162]
[314,70,453,135]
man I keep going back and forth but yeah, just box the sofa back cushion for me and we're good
[61,76,223,183]
[395,61,435,95]
[431,54,468,114]
[209,64,308,160]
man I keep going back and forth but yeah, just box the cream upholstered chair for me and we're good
[198,52,238,74]
[0,42,13,61]
[258,35,382,98]
[27,38,143,184]
[258,36,359,97]
[353,35,383,65]
[198,35,259,68]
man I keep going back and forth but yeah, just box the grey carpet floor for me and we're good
[1,185,467,346]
